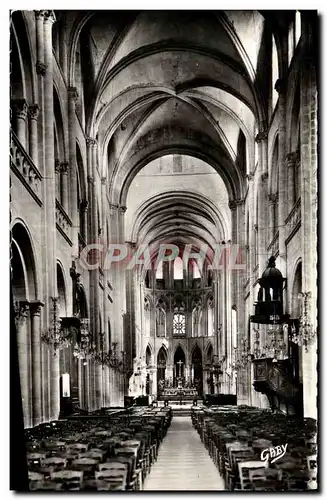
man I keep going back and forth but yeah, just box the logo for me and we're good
[260,444,288,464]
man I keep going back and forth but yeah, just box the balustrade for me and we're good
[267,231,279,256]
[56,200,72,244]
[285,198,301,241]
[10,131,42,206]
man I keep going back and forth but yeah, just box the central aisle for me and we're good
[143,416,225,491]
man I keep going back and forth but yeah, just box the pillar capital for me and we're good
[229,200,237,211]
[30,300,44,316]
[55,158,61,173]
[14,300,30,324]
[246,172,254,181]
[109,203,119,211]
[28,104,40,120]
[60,161,69,174]
[268,193,279,205]
[68,86,79,102]
[86,136,97,148]
[12,99,28,119]
[101,177,107,185]
[286,151,299,167]
[34,10,46,20]
[87,175,95,185]
[36,61,47,76]
[261,172,268,182]
[43,10,56,23]
[228,198,244,211]
[274,77,287,95]
[80,198,89,212]
[118,205,127,214]
[255,130,268,143]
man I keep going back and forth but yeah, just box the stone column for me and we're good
[275,78,288,279]
[13,99,28,148]
[35,11,46,176]
[255,131,269,275]
[60,19,68,80]
[35,11,45,65]
[68,87,79,258]
[87,137,102,409]
[28,104,40,166]
[15,301,31,428]
[55,159,61,201]
[60,162,69,211]
[268,193,278,242]
[286,152,297,212]
[80,199,88,242]
[300,56,318,419]
[101,177,110,406]
[30,301,44,427]
[43,10,59,422]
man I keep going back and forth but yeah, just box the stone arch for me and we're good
[269,134,279,195]
[157,345,168,390]
[174,344,186,380]
[10,11,36,103]
[53,85,67,162]
[291,260,302,319]
[11,221,38,302]
[117,146,242,207]
[190,342,202,359]
[56,261,67,317]
[76,141,88,241]
[191,344,203,393]
[145,343,153,366]
[205,342,214,362]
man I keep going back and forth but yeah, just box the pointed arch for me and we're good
[56,261,67,317]
[11,220,39,301]
[10,11,37,103]
[205,342,214,362]
[191,343,202,361]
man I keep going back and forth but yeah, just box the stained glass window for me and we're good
[173,313,185,336]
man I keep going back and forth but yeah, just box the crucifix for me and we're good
[177,360,183,378]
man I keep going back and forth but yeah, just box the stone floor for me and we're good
[143,416,225,491]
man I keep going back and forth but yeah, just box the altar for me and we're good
[158,376,198,401]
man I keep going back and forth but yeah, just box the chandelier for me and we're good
[73,318,93,361]
[207,355,225,376]
[92,332,109,367]
[41,297,71,355]
[90,338,127,375]
[291,292,316,352]
[231,338,252,370]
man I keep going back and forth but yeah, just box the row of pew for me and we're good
[25,406,172,491]
[192,405,318,491]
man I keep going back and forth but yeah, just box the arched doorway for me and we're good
[157,347,167,394]
[145,345,152,396]
[11,222,38,428]
[174,345,185,386]
[206,344,214,394]
[192,345,203,396]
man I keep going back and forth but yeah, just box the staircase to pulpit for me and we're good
[252,357,303,415]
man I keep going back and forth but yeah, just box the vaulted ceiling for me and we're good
[63,10,274,258]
